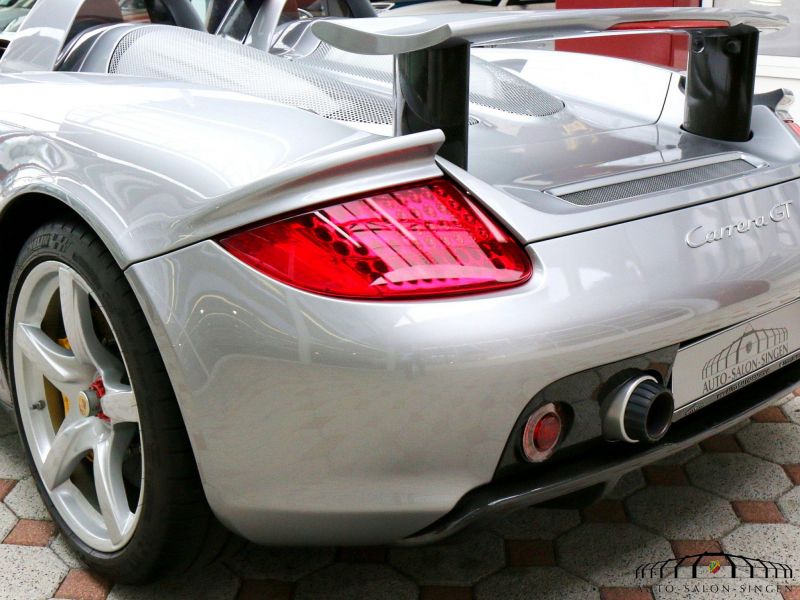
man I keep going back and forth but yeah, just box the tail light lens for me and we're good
[778,102,799,139]
[609,20,729,31]
[786,119,800,138]
[218,179,531,300]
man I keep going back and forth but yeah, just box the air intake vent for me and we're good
[109,26,395,126]
[108,27,564,128]
[469,59,565,118]
[297,43,565,118]
[557,159,756,206]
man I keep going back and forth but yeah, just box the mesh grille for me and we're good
[559,160,755,206]
[109,27,564,126]
[109,26,395,125]
[297,43,565,118]
[469,59,564,117]
[297,42,393,85]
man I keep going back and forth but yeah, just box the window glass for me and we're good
[190,0,209,16]
[118,0,208,25]
[712,0,799,57]
[218,0,258,40]
[280,0,352,20]
[119,0,151,22]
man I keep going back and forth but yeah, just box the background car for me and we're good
[1,0,152,32]
[0,0,33,32]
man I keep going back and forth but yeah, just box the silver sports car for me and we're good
[0,0,798,584]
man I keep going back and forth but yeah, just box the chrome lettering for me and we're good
[685,201,794,248]
[770,200,792,222]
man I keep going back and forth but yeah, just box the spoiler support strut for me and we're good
[312,8,788,169]
[417,24,765,164]
[395,41,471,169]
[684,24,759,142]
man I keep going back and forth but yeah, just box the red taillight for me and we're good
[218,179,532,300]
[787,119,800,138]
[609,20,729,31]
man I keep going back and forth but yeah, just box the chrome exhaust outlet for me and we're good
[601,375,675,443]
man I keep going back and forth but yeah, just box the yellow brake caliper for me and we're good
[57,338,72,416]
[56,337,93,462]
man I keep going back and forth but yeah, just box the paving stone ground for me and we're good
[1,390,800,599]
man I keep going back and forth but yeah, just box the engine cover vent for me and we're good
[556,159,756,206]
[108,27,564,129]
[297,43,565,118]
[109,26,396,126]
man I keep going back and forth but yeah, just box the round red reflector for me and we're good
[522,407,563,463]
[532,413,561,451]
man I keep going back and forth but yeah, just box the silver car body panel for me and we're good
[1,50,798,262]
[0,72,447,267]
[126,174,800,543]
[0,1,798,544]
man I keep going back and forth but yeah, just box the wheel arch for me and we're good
[0,201,229,579]
[0,190,198,472]
[0,191,119,383]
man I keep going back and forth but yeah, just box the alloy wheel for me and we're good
[12,261,143,552]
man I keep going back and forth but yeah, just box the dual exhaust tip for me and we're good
[521,373,675,463]
[601,375,674,444]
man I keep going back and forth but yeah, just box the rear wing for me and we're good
[312,9,785,55]
[312,9,789,168]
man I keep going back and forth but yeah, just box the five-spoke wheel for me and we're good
[6,220,227,583]
[13,261,143,551]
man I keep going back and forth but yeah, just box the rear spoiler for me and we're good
[312,9,789,168]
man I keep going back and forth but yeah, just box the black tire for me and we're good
[5,219,232,583]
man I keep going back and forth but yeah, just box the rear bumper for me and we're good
[405,357,800,544]
[126,176,800,545]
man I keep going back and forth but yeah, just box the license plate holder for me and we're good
[672,299,800,419]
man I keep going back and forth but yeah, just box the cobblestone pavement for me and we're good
[1,389,799,600]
